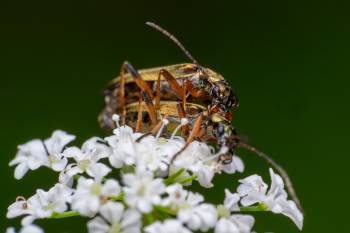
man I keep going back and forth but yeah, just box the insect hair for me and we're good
[146,21,201,67]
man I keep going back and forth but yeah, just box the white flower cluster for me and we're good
[6,115,303,233]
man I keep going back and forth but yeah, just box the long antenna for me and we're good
[146,21,200,67]
[238,142,304,213]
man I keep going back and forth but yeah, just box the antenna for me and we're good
[146,21,200,67]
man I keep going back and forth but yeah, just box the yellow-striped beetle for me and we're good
[98,22,303,211]
[99,22,239,164]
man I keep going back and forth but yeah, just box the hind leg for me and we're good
[119,61,158,127]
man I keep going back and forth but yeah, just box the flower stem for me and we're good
[239,203,269,212]
[164,168,185,185]
[178,175,197,184]
[50,211,80,219]
[145,213,155,224]
[154,205,177,216]
[110,192,124,201]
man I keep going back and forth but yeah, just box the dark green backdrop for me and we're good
[1,0,348,232]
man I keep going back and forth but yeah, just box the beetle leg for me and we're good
[158,69,185,99]
[135,92,143,132]
[198,127,207,141]
[158,68,188,120]
[121,61,158,127]
[186,112,204,143]
[184,79,207,98]
[170,113,204,163]
[202,135,217,143]
[155,71,161,117]
[181,81,187,116]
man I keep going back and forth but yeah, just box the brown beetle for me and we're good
[98,22,303,211]
[99,22,240,164]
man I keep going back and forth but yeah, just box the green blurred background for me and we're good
[1,0,349,232]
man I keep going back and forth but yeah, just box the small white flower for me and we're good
[105,125,140,168]
[9,130,75,179]
[162,184,189,210]
[9,140,48,179]
[165,185,217,232]
[87,202,141,233]
[266,169,303,230]
[58,170,74,187]
[6,224,44,233]
[221,155,244,174]
[63,137,111,179]
[44,130,75,171]
[107,122,181,173]
[7,197,35,226]
[178,203,217,231]
[224,189,240,211]
[123,169,165,213]
[6,227,15,233]
[30,184,72,218]
[20,225,44,233]
[215,215,255,233]
[188,162,215,188]
[135,136,162,170]
[145,219,193,233]
[174,141,212,168]
[237,168,303,230]
[135,136,180,172]
[173,141,216,188]
[7,184,72,225]
[71,177,121,217]
[184,192,205,206]
[162,183,206,213]
[237,174,268,207]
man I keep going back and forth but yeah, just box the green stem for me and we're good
[73,175,80,181]
[164,168,185,185]
[110,192,124,201]
[145,213,155,224]
[178,175,197,184]
[239,203,268,212]
[154,205,177,216]
[50,211,80,219]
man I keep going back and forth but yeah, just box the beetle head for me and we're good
[212,82,239,111]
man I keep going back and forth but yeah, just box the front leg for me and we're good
[184,79,207,98]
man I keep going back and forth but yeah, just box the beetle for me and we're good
[98,22,303,212]
[99,22,239,164]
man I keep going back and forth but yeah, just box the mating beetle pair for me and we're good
[99,22,239,164]
[98,22,303,211]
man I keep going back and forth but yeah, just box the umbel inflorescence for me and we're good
[6,115,303,233]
